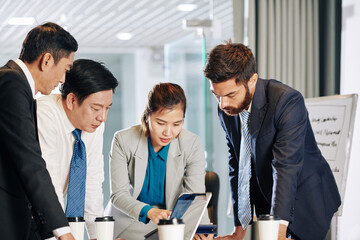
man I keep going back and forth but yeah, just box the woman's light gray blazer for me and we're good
[104,125,207,236]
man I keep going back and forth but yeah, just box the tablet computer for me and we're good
[144,192,212,240]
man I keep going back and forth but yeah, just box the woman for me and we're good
[104,83,211,240]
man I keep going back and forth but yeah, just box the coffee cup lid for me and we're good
[95,216,115,222]
[67,217,85,222]
[158,218,184,225]
[258,214,280,221]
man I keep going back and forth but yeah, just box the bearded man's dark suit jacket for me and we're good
[0,60,68,239]
[218,78,341,240]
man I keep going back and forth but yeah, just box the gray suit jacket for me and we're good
[104,125,207,237]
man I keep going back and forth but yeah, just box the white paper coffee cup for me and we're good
[95,216,115,240]
[158,218,185,240]
[254,214,280,240]
[67,217,85,240]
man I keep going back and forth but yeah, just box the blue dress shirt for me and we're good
[137,136,169,223]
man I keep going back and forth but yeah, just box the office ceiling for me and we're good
[0,0,233,54]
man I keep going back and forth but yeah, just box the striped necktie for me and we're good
[238,110,252,229]
[65,129,87,217]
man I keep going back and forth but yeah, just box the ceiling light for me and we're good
[116,32,133,40]
[177,4,197,12]
[60,14,67,23]
[8,17,35,26]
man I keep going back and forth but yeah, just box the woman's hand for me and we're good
[193,234,214,240]
[215,226,246,240]
[215,234,241,240]
[147,208,172,224]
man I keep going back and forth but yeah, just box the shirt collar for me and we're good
[15,59,36,98]
[247,101,253,113]
[148,136,170,161]
[240,101,252,116]
[55,94,76,134]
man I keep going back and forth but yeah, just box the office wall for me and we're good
[164,34,235,235]
[339,0,360,239]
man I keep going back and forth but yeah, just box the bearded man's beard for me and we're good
[222,83,252,116]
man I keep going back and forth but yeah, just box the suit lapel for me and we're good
[249,79,268,158]
[6,60,38,140]
[133,134,149,198]
[229,115,241,159]
[33,100,39,141]
[165,137,182,207]
[220,107,241,160]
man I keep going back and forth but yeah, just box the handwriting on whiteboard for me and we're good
[308,105,345,161]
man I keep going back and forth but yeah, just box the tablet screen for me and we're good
[170,193,197,219]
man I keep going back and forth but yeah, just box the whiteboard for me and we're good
[305,94,358,215]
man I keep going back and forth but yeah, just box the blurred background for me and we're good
[0,0,359,239]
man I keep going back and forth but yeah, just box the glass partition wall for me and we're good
[164,33,234,235]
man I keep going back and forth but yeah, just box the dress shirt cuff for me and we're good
[51,226,71,239]
[139,205,153,223]
[233,214,241,226]
[279,220,289,226]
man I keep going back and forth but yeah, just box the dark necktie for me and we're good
[65,129,87,217]
[238,111,252,229]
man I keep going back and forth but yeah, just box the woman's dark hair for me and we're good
[60,59,118,104]
[204,39,256,84]
[141,83,187,136]
[19,22,78,64]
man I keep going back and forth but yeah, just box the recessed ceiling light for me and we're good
[60,14,67,23]
[116,32,133,40]
[8,17,35,26]
[177,4,197,12]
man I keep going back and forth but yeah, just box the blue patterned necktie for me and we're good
[65,129,87,217]
[238,111,252,229]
